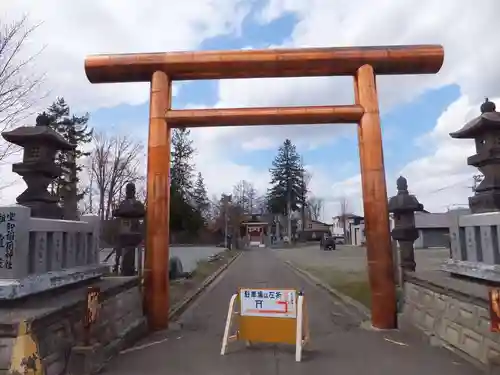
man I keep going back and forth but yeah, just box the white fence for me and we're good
[442,211,500,282]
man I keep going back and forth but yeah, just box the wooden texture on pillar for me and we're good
[356,64,397,329]
[145,71,171,330]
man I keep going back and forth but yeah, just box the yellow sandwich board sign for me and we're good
[220,288,310,362]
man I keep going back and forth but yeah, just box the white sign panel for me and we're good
[240,288,297,318]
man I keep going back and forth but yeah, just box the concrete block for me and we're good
[0,337,14,370]
[434,294,448,312]
[436,319,461,347]
[484,339,500,365]
[405,283,421,303]
[421,289,436,308]
[444,299,460,321]
[67,343,104,375]
[460,327,483,360]
[457,301,479,327]
[423,312,436,331]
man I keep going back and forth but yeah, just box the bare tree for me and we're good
[0,15,45,163]
[232,180,257,214]
[306,196,323,221]
[87,132,144,220]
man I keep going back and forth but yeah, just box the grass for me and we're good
[304,266,372,308]
[169,249,239,308]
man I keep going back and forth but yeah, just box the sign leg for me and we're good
[221,294,238,355]
[295,295,304,362]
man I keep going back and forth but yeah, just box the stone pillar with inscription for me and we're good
[388,176,424,272]
[0,205,30,290]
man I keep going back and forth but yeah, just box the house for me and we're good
[350,221,365,246]
[412,210,469,248]
[299,219,331,241]
[347,209,471,248]
[332,214,364,242]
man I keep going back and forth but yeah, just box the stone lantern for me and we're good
[113,182,145,276]
[388,176,424,272]
[450,98,500,213]
[1,113,75,219]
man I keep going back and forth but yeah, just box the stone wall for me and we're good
[0,277,147,375]
[402,271,500,368]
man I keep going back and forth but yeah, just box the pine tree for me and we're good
[169,128,202,232]
[45,97,93,202]
[192,172,210,220]
[267,139,305,215]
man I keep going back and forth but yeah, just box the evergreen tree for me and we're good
[192,172,210,220]
[267,139,305,215]
[169,128,202,232]
[44,97,93,202]
[170,128,195,199]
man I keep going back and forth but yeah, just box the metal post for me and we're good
[224,209,228,249]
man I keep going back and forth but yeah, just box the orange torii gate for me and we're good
[85,45,444,331]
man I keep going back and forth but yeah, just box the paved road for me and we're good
[103,248,479,375]
[100,246,225,273]
[273,244,449,273]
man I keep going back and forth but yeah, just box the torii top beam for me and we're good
[84,44,444,83]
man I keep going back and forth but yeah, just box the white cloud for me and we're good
[0,0,251,111]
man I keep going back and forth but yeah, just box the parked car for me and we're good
[320,235,336,251]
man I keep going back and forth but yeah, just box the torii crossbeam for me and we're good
[85,44,444,331]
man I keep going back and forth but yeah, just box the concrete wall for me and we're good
[402,274,500,368]
[414,228,450,249]
[0,277,146,375]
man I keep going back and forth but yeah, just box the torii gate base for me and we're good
[85,45,444,331]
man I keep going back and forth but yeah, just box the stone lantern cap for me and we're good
[1,113,76,150]
[113,182,146,219]
[450,98,500,139]
[388,176,424,213]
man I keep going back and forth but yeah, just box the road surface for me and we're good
[102,247,479,375]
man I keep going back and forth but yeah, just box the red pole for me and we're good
[144,71,172,330]
[355,64,397,329]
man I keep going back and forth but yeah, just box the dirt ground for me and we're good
[274,244,449,272]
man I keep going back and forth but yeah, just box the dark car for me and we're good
[320,235,336,251]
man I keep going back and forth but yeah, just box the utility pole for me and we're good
[300,156,306,235]
[223,194,232,249]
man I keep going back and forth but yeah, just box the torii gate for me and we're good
[85,44,444,331]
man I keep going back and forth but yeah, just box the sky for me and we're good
[1,0,498,222]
